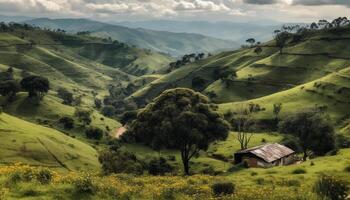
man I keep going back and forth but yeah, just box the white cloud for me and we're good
[0,0,349,22]
[174,0,230,11]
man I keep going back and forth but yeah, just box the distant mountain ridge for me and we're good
[115,20,280,44]
[24,18,238,56]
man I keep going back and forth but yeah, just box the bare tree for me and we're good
[273,103,282,122]
[235,103,259,150]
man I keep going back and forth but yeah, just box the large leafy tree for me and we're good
[20,75,49,98]
[0,80,20,101]
[274,31,290,54]
[279,111,335,161]
[126,88,230,175]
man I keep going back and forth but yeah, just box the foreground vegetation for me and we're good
[1,18,350,199]
[0,155,349,200]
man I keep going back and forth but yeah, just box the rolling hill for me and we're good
[24,18,238,56]
[0,27,172,78]
[0,112,100,171]
[127,26,350,135]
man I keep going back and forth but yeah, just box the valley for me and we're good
[0,16,349,200]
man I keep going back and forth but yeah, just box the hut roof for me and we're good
[114,126,127,138]
[235,143,294,163]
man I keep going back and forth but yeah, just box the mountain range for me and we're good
[23,18,239,56]
[116,20,280,43]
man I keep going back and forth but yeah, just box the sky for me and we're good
[0,0,349,23]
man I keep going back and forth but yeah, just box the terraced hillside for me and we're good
[128,27,350,133]
[0,113,100,171]
[0,27,172,83]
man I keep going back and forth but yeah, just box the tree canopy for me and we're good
[278,110,335,161]
[125,88,230,175]
[0,80,20,101]
[20,75,49,98]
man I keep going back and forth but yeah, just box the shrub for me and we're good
[74,176,95,194]
[250,172,258,176]
[201,166,216,175]
[7,171,22,185]
[58,116,74,129]
[57,88,74,105]
[313,175,348,200]
[211,182,235,196]
[74,108,92,126]
[345,165,350,172]
[98,149,144,175]
[85,127,103,140]
[36,168,52,184]
[167,155,176,161]
[102,105,116,117]
[292,168,307,174]
[148,157,173,175]
[286,179,301,187]
[256,178,265,185]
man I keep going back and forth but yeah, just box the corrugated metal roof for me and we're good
[114,126,127,138]
[236,143,294,163]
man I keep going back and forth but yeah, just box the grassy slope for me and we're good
[68,42,172,76]
[0,113,100,171]
[219,66,350,135]
[1,93,121,137]
[129,28,350,135]
[131,28,350,104]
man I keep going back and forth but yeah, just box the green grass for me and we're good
[130,26,350,109]
[219,66,350,135]
[1,93,121,139]
[224,148,350,188]
[0,112,100,171]
[121,132,282,174]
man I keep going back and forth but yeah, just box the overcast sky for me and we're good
[0,0,349,23]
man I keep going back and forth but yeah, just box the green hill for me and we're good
[25,18,238,56]
[125,27,350,137]
[0,112,100,171]
[0,27,171,82]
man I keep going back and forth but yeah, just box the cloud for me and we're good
[243,0,278,5]
[174,0,230,12]
[292,0,350,6]
[0,0,349,22]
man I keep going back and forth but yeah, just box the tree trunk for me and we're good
[303,151,307,161]
[183,159,190,175]
[181,149,190,175]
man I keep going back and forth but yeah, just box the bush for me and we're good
[286,179,301,187]
[85,127,103,140]
[313,175,348,200]
[58,116,74,129]
[98,149,144,175]
[250,172,258,176]
[74,176,95,194]
[345,165,350,172]
[201,166,216,175]
[148,157,173,175]
[292,168,307,174]
[36,168,52,184]
[102,105,116,117]
[57,88,74,105]
[74,108,92,126]
[211,182,235,196]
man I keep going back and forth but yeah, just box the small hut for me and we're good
[114,126,127,139]
[234,143,295,168]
